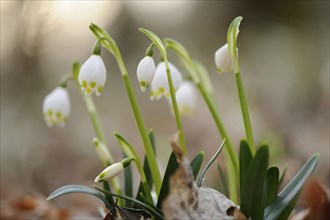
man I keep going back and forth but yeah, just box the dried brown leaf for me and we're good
[162,136,237,219]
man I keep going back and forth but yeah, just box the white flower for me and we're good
[214,43,237,73]
[170,81,198,116]
[137,56,156,92]
[42,87,71,127]
[150,62,183,100]
[94,162,124,182]
[78,55,107,96]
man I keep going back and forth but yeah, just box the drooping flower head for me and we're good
[42,87,71,127]
[214,43,237,73]
[78,55,107,96]
[137,56,156,92]
[150,62,183,100]
[169,81,198,116]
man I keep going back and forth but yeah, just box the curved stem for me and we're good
[198,84,238,202]
[164,57,187,155]
[138,28,187,155]
[89,25,162,195]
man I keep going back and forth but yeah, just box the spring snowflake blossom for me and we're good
[137,56,156,92]
[79,55,107,96]
[214,43,236,73]
[174,81,198,116]
[42,87,71,127]
[150,62,183,100]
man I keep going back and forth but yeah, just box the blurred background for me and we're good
[1,0,329,218]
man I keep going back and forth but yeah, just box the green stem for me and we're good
[122,73,162,195]
[81,93,122,203]
[235,72,255,154]
[164,58,187,155]
[89,27,162,195]
[137,28,187,155]
[197,83,239,202]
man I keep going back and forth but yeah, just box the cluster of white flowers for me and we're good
[42,42,235,126]
[136,56,197,116]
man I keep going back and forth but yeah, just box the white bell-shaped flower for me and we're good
[94,162,124,182]
[214,43,236,73]
[150,62,183,100]
[137,56,156,92]
[79,55,107,96]
[42,87,71,127]
[170,81,198,116]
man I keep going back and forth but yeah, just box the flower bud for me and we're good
[42,87,71,127]
[93,138,112,167]
[78,55,107,96]
[150,62,182,100]
[137,56,156,92]
[214,43,236,73]
[94,162,124,182]
[94,158,133,182]
[169,81,198,116]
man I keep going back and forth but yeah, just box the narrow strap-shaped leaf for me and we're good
[135,130,156,206]
[114,132,153,204]
[240,144,269,220]
[196,139,225,186]
[190,151,205,180]
[96,187,163,219]
[47,184,111,209]
[277,190,301,220]
[279,164,288,187]
[217,164,229,197]
[239,139,253,203]
[156,151,179,209]
[265,154,319,220]
[123,152,133,207]
[266,166,280,206]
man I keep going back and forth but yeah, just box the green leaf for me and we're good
[190,151,204,179]
[265,154,319,220]
[196,139,225,186]
[217,164,229,197]
[47,184,111,209]
[239,139,253,202]
[227,16,242,71]
[102,181,115,209]
[139,28,167,59]
[266,166,280,206]
[96,187,163,220]
[279,164,288,187]
[240,144,269,220]
[124,152,133,207]
[156,151,179,209]
[277,190,301,220]
[114,132,153,204]
[135,130,156,206]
